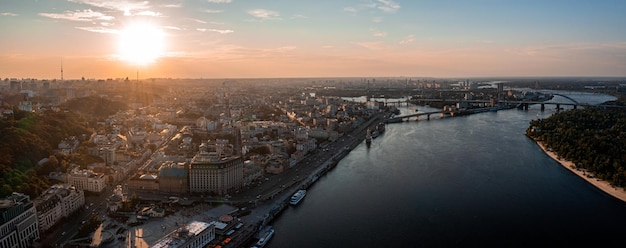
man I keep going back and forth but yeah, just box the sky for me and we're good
[1,0,626,79]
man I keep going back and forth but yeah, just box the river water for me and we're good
[268,93,626,247]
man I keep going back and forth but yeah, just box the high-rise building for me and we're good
[9,80,21,92]
[496,82,504,102]
[34,184,85,233]
[0,193,39,248]
[189,142,243,196]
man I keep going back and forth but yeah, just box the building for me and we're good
[128,174,159,191]
[189,145,243,196]
[67,169,107,193]
[34,184,85,233]
[150,221,215,248]
[158,163,188,194]
[0,193,39,248]
[57,136,80,156]
[18,93,32,112]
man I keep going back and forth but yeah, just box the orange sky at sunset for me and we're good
[2,0,625,79]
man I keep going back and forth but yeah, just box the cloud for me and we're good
[343,7,357,13]
[207,0,232,3]
[355,41,388,50]
[291,14,308,19]
[68,0,150,16]
[39,9,114,22]
[191,18,208,24]
[247,9,281,21]
[1,12,18,16]
[345,0,400,14]
[196,28,234,34]
[377,0,400,13]
[164,26,184,30]
[162,3,181,8]
[372,17,384,23]
[76,26,118,34]
[373,32,387,37]
[399,35,415,45]
[203,9,224,14]
[135,11,163,17]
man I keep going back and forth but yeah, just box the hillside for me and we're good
[0,108,96,198]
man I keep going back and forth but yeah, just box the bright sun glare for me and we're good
[117,22,165,65]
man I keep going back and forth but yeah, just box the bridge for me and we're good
[406,95,586,111]
[552,93,579,104]
[386,110,453,122]
[386,93,592,123]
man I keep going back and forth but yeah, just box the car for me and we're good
[61,232,66,236]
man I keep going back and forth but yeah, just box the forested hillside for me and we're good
[0,109,94,197]
[0,96,127,198]
[526,108,626,187]
[63,95,129,119]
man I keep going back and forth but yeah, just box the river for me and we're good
[267,92,626,247]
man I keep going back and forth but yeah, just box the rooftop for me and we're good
[150,221,213,248]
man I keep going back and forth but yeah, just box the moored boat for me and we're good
[253,226,275,248]
[290,189,307,205]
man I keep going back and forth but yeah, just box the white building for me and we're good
[34,184,85,233]
[189,151,243,196]
[0,193,39,248]
[58,136,80,156]
[150,221,215,248]
[67,169,107,193]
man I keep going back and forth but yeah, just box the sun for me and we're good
[117,22,165,65]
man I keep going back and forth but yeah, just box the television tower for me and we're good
[61,59,64,81]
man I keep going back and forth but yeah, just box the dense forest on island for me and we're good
[526,108,626,187]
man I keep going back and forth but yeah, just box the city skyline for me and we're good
[1,0,626,79]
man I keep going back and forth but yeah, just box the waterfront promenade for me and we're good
[234,113,386,246]
[535,141,626,203]
[71,112,387,248]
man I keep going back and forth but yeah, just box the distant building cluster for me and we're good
[0,77,402,247]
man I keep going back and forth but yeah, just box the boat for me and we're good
[311,174,319,183]
[290,189,307,205]
[365,128,372,145]
[253,226,275,248]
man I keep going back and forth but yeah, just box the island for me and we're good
[526,107,626,202]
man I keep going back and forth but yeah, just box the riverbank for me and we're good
[535,141,626,203]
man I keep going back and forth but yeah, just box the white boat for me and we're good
[254,226,274,248]
[289,189,307,205]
